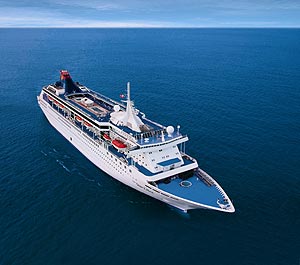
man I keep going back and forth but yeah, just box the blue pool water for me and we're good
[0,28,299,265]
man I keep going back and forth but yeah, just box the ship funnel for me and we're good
[59,70,81,94]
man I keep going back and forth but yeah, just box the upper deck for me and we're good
[43,84,184,147]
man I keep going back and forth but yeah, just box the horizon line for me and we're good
[1,26,300,29]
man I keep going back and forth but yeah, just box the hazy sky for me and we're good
[0,0,300,27]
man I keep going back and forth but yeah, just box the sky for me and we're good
[0,0,300,28]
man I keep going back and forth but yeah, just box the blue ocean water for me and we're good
[0,28,299,265]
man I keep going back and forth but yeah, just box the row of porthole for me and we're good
[82,137,125,174]
[77,127,134,175]
[56,104,129,171]
[104,155,128,174]
[88,138,129,174]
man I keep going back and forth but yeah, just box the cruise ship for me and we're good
[37,70,235,213]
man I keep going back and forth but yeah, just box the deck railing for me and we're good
[194,168,215,187]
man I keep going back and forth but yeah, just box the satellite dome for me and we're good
[113,105,121,112]
[166,126,174,136]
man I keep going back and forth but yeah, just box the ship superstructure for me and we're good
[37,70,235,213]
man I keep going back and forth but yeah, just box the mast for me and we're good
[110,81,144,132]
[126,82,132,111]
[127,82,131,101]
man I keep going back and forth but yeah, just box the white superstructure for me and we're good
[37,70,235,213]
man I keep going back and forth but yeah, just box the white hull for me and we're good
[38,95,234,213]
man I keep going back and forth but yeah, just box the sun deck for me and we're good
[65,92,113,121]
[63,91,183,145]
[46,78,182,146]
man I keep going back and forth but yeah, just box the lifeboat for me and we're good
[112,139,127,149]
[75,116,83,122]
[48,95,54,102]
[103,133,111,141]
[84,121,92,128]
[59,103,64,109]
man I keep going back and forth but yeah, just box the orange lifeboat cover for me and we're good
[84,121,92,127]
[75,116,83,122]
[112,139,127,149]
[103,134,111,140]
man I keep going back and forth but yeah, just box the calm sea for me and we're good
[0,28,299,265]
